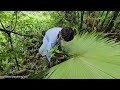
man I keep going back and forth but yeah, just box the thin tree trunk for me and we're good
[0,20,20,71]
[92,17,96,30]
[104,11,119,33]
[9,33,20,70]
[80,11,84,29]
[86,11,91,31]
[12,11,18,31]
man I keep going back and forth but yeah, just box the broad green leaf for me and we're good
[41,31,120,79]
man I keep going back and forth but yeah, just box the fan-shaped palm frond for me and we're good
[44,32,120,79]
[30,31,120,79]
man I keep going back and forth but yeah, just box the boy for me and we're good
[39,27,74,67]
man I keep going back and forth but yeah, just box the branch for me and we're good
[0,20,6,30]
[0,28,34,37]
[106,33,120,35]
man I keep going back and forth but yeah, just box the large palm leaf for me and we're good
[30,31,120,79]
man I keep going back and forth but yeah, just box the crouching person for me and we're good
[38,27,74,68]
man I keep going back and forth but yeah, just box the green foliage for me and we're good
[49,45,63,58]
[1,11,120,77]
[0,11,61,75]
[40,31,120,79]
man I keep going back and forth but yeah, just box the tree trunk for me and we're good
[9,33,20,71]
[79,11,84,29]
[86,11,92,31]
[104,11,119,33]
[0,20,20,71]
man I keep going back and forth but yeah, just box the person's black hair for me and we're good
[61,27,74,41]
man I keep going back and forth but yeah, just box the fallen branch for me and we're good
[14,69,28,76]
[106,33,120,36]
